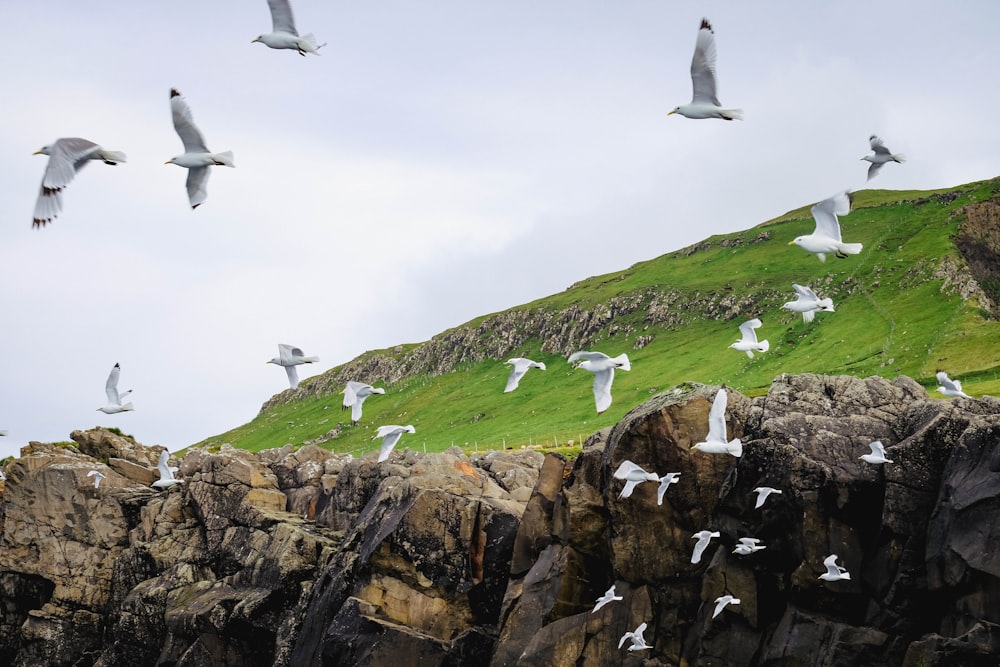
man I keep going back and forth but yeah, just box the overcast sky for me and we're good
[1,1,999,458]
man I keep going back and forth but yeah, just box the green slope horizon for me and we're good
[198,177,1000,457]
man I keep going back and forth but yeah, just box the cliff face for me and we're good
[2,374,999,666]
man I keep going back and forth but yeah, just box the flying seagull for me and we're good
[752,486,782,509]
[613,460,659,499]
[87,470,106,489]
[860,440,893,465]
[342,381,385,423]
[862,135,905,181]
[783,284,835,324]
[165,89,235,209]
[668,18,742,120]
[97,363,134,414]
[504,357,546,393]
[789,190,862,262]
[656,472,682,506]
[936,371,971,398]
[31,138,126,228]
[618,622,651,652]
[691,388,742,457]
[152,450,184,489]
[591,585,623,613]
[713,595,741,618]
[568,351,631,414]
[252,0,326,56]
[819,554,851,581]
[731,318,769,358]
[732,537,766,556]
[691,530,721,564]
[373,425,415,462]
[267,344,319,389]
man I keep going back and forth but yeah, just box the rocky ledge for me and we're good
[1,373,999,666]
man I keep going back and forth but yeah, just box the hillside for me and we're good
[198,177,1000,455]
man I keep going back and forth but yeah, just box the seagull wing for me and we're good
[378,430,405,462]
[792,283,818,300]
[284,365,300,389]
[811,191,852,241]
[613,459,645,480]
[737,319,761,345]
[592,367,616,413]
[185,166,210,209]
[869,135,891,155]
[266,0,298,35]
[937,372,961,392]
[105,364,122,404]
[866,161,884,181]
[707,388,729,442]
[157,450,175,481]
[568,350,610,364]
[343,381,362,408]
[41,138,100,190]
[505,359,531,393]
[869,441,886,457]
[690,19,721,106]
[170,89,209,153]
[823,554,841,576]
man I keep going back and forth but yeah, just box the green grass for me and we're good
[197,178,1000,456]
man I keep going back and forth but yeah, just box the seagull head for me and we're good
[789,237,803,247]
[668,107,679,116]
[34,146,52,156]
[165,157,179,166]
[252,36,263,43]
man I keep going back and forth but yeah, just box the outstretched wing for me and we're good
[266,0,299,35]
[869,135,891,155]
[738,319,761,344]
[284,365,300,389]
[185,166,210,209]
[567,350,609,364]
[170,89,209,153]
[105,363,122,404]
[592,368,616,413]
[811,191,852,240]
[707,388,729,443]
[378,430,406,462]
[690,19,721,106]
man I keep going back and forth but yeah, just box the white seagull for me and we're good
[252,0,326,56]
[862,135,905,181]
[31,138,126,228]
[730,318,769,358]
[568,351,631,414]
[713,595,741,618]
[733,537,766,556]
[691,388,742,457]
[783,284,835,324]
[789,190,862,262]
[97,363,134,414]
[165,89,235,209]
[374,425,415,462]
[819,554,851,581]
[753,486,783,509]
[618,622,651,651]
[152,450,184,489]
[87,470,106,489]
[668,18,742,120]
[691,530,721,564]
[613,460,659,499]
[656,472,682,506]
[504,357,546,393]
[860,440,893,465]
[342,381,386,423]
[267,344,319,389]
[591,585,623,613]
[936,371,971,399]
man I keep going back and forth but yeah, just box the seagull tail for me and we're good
[120,402,135,412]
[301,356,320,364]
[212,151,236,167]
[99,150,127,164]
[728,438,743,458]
[758,340,770,354]
[300,34,325,54]
[721,108,744,121]
[839,243,863,256]
[892,153,906,164]
[611,353,632,371]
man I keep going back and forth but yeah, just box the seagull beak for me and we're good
[251,38,258,43]
[164,161,172,165]
[32,151,43,155]
[787,240,796,246]
[667,110,677,116]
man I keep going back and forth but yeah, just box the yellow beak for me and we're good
[668,110,677,116]
[32,151,42,155]
[787,240,796,245]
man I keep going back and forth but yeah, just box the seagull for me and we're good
[668,18,742,120]
[862,135,905,181]
[819,554,851,581]
[87,470,106,489]
[860,440,893,465]
[613,460,659,499]
[373,425,415,462]
[730,318,769,358]
[783,284,835,324]
[504,358,546,393]
[618,622,651,651]
[733,537,766,556]
[152,450,184,489]
[936,371,971,398]
[342,381,385,423]
[0,470,6,481]
[691,530,721,564]
[267,344,319,389]
[591,585,623,613]
[165,89,235,209]
[752,486,782,509]
[252,0,326,56]
[656,472,682,506]
[789,190,863,262]
[97,363,134,414]
[691,388,742,457]
[31,138,126,228]
[713,595,741,618]
[568,351,631,414]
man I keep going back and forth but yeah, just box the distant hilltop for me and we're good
[201,178,1000,455]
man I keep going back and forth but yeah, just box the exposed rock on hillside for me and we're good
[2,376,999,666]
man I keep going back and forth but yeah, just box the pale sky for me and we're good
[2,1,999,459]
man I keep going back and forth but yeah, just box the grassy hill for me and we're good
[198,178,1000,457]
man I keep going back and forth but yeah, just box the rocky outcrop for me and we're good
[2,375,999,666]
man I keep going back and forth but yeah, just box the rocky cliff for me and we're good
[2,373,999,666]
